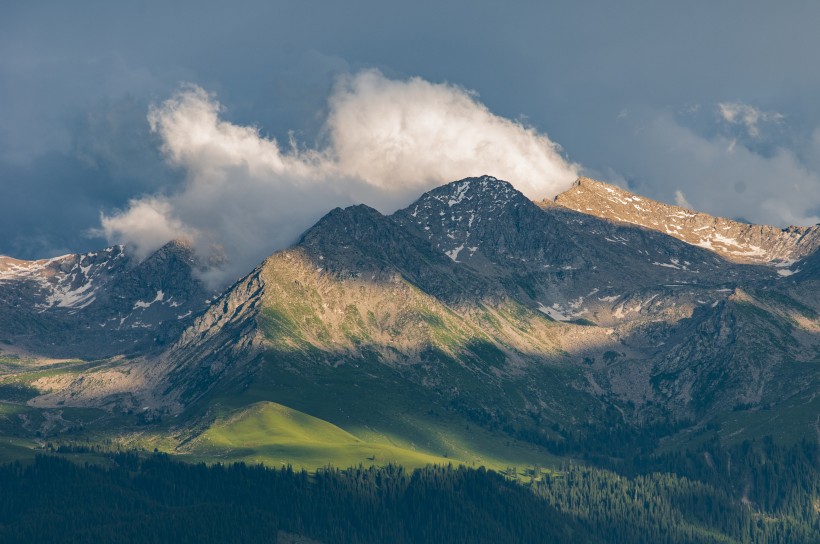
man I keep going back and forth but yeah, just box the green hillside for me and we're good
[187,401,451,469]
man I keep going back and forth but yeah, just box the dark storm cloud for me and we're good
[4,0,820,272]
[0,92,181,258]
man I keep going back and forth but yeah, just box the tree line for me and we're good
[0,438,816,543]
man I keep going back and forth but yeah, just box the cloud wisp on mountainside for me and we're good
[99,70,579,286]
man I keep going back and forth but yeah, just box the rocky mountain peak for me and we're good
[393,175,544,264]
[405,175,523,217]
[298,204,407,260]
[549,177,820,269]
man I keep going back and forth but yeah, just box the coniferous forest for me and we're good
[0,438,817,543]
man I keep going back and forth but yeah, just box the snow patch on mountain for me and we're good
[537,302,569,321]
[0,246,127,312]
[445,244,465,262]
[134,290,165,309]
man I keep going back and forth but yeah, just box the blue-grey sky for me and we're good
[4,1,820,281]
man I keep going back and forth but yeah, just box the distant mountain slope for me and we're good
[548,177,820,270]
[394,176,775,315]
[0,240,212,358]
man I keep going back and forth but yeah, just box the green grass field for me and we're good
[184,398,565,474]
[718,393,820,446]
[186,401,451,469]
[0,436,39,463]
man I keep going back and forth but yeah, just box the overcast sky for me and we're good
[4,1,820,282]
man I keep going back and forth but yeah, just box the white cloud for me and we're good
[100,71,580,285]
[97,198,195,259]
[673,190,693,210]
[326,71,578,198]
[717,102,784,138]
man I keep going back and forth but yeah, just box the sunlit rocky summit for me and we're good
[550,177,820,269]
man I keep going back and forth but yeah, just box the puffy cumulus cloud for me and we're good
[327,70,579,198]
[100,71,579,285]
[100,85,361,285]
[717,102,784,138]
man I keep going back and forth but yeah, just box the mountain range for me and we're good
[0,175,818,471]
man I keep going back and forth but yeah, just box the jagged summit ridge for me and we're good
[550,177,820,269]
[412,175,520,208]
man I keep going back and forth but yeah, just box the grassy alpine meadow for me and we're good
[185,401,452,469]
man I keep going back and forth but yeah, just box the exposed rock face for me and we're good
[549,177,820,270]
[394,176,775,323]
[157,264,267,409]
[0,240,212,358]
